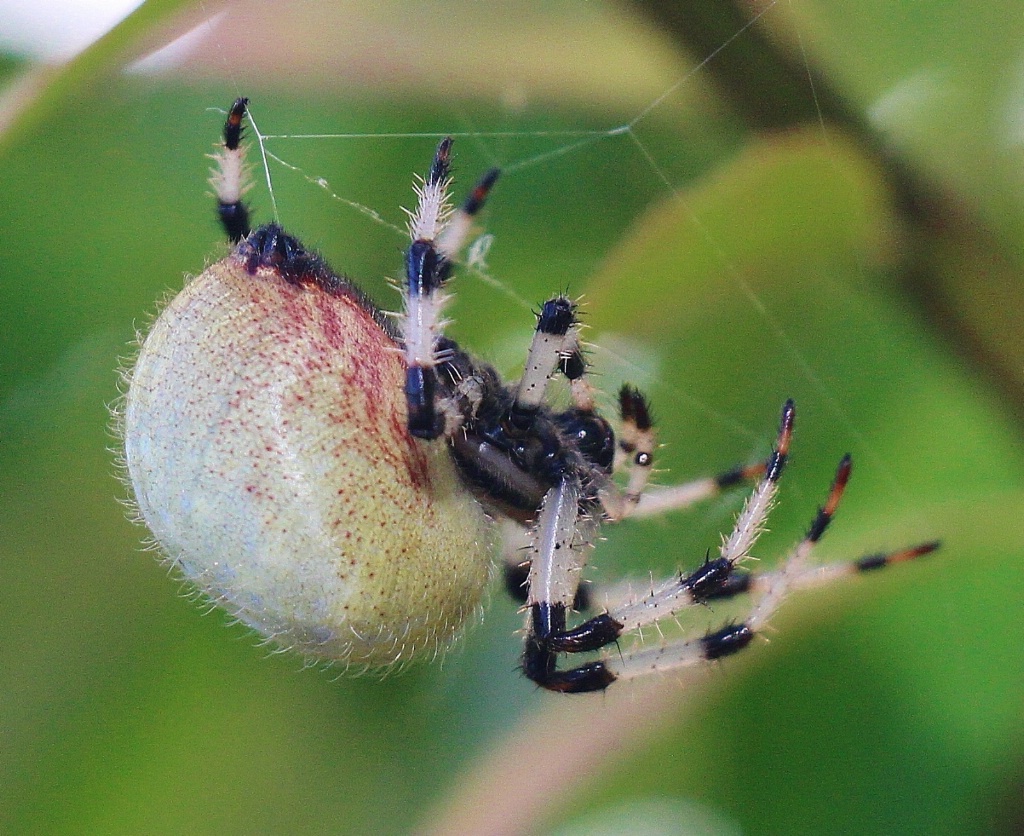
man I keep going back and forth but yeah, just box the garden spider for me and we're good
[121,98,937,693]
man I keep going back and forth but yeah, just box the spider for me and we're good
[121,98,938,693]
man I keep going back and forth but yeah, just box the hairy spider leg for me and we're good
[499,290,616,609]
[508,297,581,429]
[511,293,621,483]
[599,384,768,522]
[523,473,611,691]
[602,461,936,684]
[500,459,768,612]
[696,542,941,605]
[402,139,455,439]
[520,400,795,692]
[210,97,252,243]
[402,140,500,439]
[628,461,766,519]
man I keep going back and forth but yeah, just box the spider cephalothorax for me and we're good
[121,98,937,691]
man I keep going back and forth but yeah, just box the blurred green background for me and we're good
[1,1,1022,833]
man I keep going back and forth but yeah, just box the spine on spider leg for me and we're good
[210,97,252,243]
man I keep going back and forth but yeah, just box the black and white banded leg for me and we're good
[505,382,765,611]
[210,97,252,243]
[498,293,608,611]
[603,463,936,683]
[599,383,767,522]
[401,139,500,439]
[520,400,794,692]
[522,474,610,692]
[520,401,936,692]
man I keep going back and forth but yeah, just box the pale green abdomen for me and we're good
[123,255,493,668]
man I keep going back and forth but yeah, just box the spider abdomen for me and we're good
[123,228,494,668]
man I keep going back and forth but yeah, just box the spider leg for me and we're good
[601,384,765,521]
[209,97,252,243]
[520,400,793,684]
[601,456,937,684]
[522,475,611,692]
[402,141,500,439]
[437,168,500,259]
[402,139,456,439]
[698,541,941,604]
[626,461,766,519]
[500,519,595,611]
[507,297,580,430]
